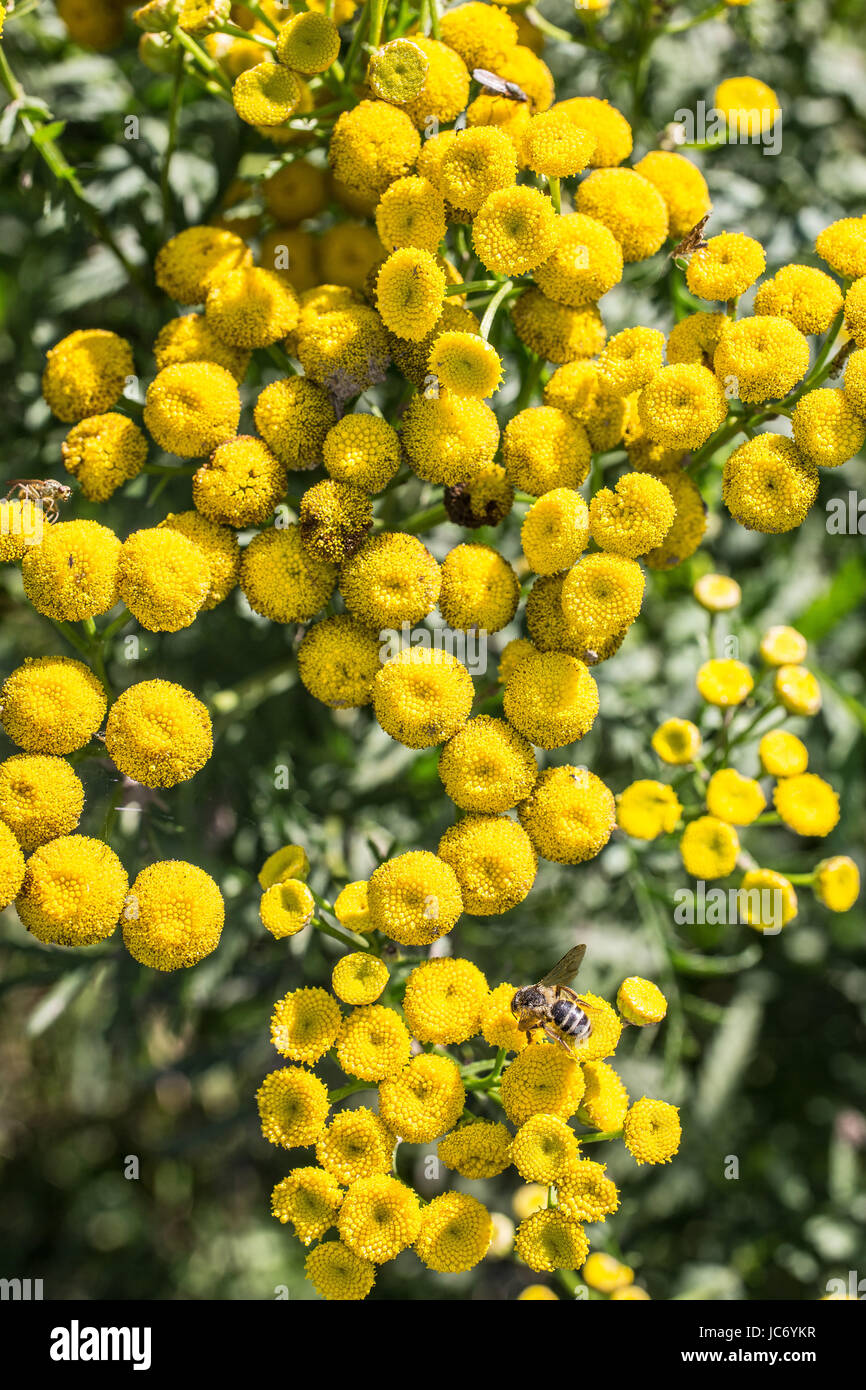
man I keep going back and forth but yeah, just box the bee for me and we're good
[4,478,72,524]
[511,945,592,1055]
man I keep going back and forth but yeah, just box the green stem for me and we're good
[548,175,561,214]
[172,26,232,90]
[328,1079,373,1103]
[401,502,447,534]
[312,915,374,954]
[161,45,186,237]
[100,608,135,642]
[480,278,514,340]
[369,0,387,47]
[445,278,500,296]
[580,1128,623,1144]
[215,22,277,47]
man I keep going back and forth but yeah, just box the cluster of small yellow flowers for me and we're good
[614,593,859,933]
[250,842,678,1300]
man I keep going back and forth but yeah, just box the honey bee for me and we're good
[5,478,72,524]
[511,945,592,1055]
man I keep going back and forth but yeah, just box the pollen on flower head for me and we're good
[239,524,337,624]
[378,1053,465,1143]
[331,952,389,1006]
[61,414,148,501]
[514,1208,589,1273]
[0,656,106,756]
[297,615,381,709]
[472,185,558,277]
[154,225,251,305]
[270,986,342,1065]
[402,956,489,1044]
[504,651,600,751]
[623,1096,682,1165]
[367,850,463,945]
[144,361,241,458]
[722,434,818,533]
[256,1066,330,1148]
[414,1191,492,1273]
[336,1005,413,1082]
[438,1119,512,1180]
[304,1240,376,1302]
[269,1167,343,1247]
[43,329,135,424]
[576,167,668,262]
[118,527,209,632]
[105,679,212,788]
[16,834,128,947]
[518,765,615,865]
[500,1045,585,1126]
[21,520,120,624]
[0,754,83,852]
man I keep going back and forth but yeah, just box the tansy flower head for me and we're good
[632,150,711,239]
[686,233,765,302]
[504,651,600,751]
[16,835,128,947]
[652,718,701,766]
[205,265,299,347]
[577,1060,629,1133]
[402,35,471,130]
[582,1251,634,1292]
[43,329,134,424]
[844,276,866,348]
[336,1005,413,1081]
[428,331,502,399]
[617,977,667,1026]
[296,303,391,400]
[373,648,474,749]
[367,850,462,945]
[556,1157,620,1223]
[376,247,446,342]
[439,1,517,69]
[754,264,843,336]
[123,860,224,969]
[644,470,707,572]
[438,543,519,633]
[378,1053,465,1143]
[239,525,337,624]
[402,957,489,1044]
[589,472,676,558]
[415,1191,492,1273]
[0,655,106,755]
[256,1066,330,1148]
[616,780,682,840]
[338,1174,421,1262]
[334,880,372,934]
[154,224,251,304]
[270,986,342,1064]
[193,436,286,528]
[502,406,591,496]
[375,175,446,255]
[738,869,798,932]
[232,61,302,127]
[438,814,537,917]
[623,1096,682,1165]
[481,981,532,1054]
[680,815,740,879]
[438,126,517,214]
[518,765,615,865]
[401,393,500,486]
[438,1119,512,1179]
[706,768,766,826]
[21,520,119,625]
[816,216,866,281]
[331,952,389,1006]
[566,992,622,1063]
[714,76,780,138]
[760,625,808,666]
[714,317,810,406]
[105,680,211,789]
[118,528,209,632]
[511,288,606,364]
[260,880,315,939]
[522,109,595,178]
[696,658,754,706]
[323,413,401,492]
[299,479,372,564]
[515,1209,589,1273]
[522,488,590,576]
[367,38,429,104]
[275,10,339,74]
[144,361,241,458]
[533,212,623,309]
[328,100,421,198]
[0,754,83,852]
[0,822,25,911]
[511,1113,580,1184]
[304,1240,376,1302]
[472,185,558,277]
[694,573,741,612]
[774,773,840,838]
[774,663,821,716]
[262,160,329,225]
[561,552,645,651]
[439,715,537,814]
[297,615,381,709]
[792,388,866,469]
[638,364,728,450]
[557,95,633,167]
[596,326,665,398]
[270,1167,342,1246]
[576,167,668,263]
[254,376,337,470]
[316,1107,394,1185]
[814,857,860,913]
[259,842,310,889]
[543,360,628,451]
[760,729,808,778]
[61,413,148,502]
[500,1045,585,1126]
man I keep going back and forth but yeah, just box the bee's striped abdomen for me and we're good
[551,997,591,1041]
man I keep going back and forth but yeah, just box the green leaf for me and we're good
[794,555,866,642]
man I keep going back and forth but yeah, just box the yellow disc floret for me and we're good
[123,860,224,969]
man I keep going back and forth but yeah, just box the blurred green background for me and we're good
[1,0,864,1301]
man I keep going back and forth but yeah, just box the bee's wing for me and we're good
[539,945,586,988]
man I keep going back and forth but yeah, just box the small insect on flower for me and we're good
[511,944,592,1055]
[4,479,72,524]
